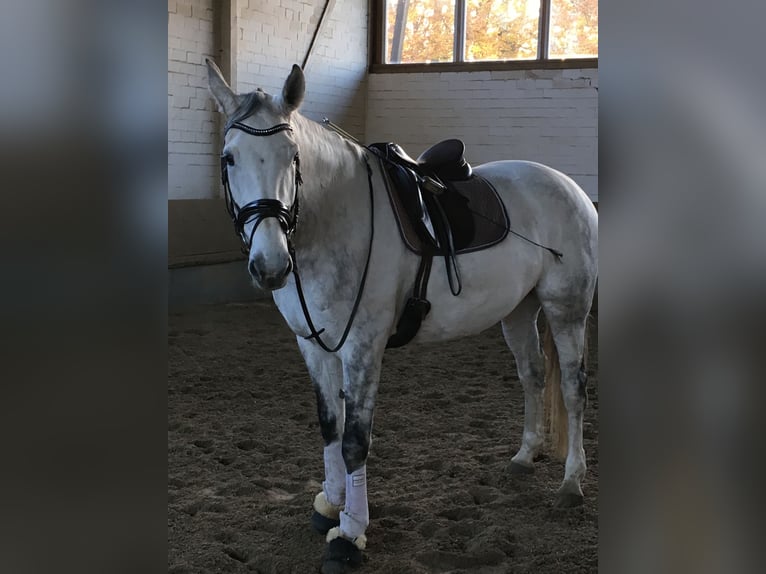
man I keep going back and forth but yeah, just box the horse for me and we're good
[205,59,598,574]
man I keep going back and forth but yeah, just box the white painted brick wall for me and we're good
[366,69,599,201]
[168,0,219,200]
[168,0,367,200]
[167,0,597,204]
[236,0,368,139]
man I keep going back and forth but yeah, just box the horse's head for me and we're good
[206,59,305,291]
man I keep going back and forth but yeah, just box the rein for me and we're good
[220,120,375,354]
[291,159,375,353]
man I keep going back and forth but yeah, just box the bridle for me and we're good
[220,121,301,254]
[219,119,376,354]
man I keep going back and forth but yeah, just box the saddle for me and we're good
[368,140,510,348]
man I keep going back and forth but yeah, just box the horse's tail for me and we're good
[543,315,590,459]
[543,320,568,460]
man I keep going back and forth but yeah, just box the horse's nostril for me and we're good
[248,258,261,279]
[248,254,291,289]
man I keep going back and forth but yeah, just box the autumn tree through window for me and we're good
[383,0,597,65]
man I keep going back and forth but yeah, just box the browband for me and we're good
[225,122,293,137]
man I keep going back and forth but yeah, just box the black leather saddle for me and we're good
[387,139,472,181]
[369,140,508,258]
[368,140,510,348]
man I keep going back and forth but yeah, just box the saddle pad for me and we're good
[379,159,509,256]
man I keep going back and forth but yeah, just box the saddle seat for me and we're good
[388,139,472,181]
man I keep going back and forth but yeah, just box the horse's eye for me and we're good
[223,153,235,166]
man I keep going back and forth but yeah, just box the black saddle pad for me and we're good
[428,176,509,254]
[379,160,510,256]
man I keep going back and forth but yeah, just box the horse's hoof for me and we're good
[311,510,340,534]
[508,461,535,475]
[320,537,363,573]
[555,491,584,508]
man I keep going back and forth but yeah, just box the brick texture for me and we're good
[365,68,598,201]
[168,0,219,200]
[168,1,598,205]
[235,0,368,139]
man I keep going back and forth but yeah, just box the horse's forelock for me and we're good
[225,90,272,131]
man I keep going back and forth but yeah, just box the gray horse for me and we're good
[207,60,597,573]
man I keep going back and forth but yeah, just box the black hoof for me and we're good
[508,461,535,475]
[320,537,363,574]
[555,491,584,508]
[311,510,340,535]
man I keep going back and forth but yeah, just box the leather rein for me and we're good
[220,120,375,353]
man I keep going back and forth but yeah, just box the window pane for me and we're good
[465,0,540,62]
[549,0,598,58]
[386,0,456,64]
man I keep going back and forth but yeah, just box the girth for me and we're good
[368,141,510,348]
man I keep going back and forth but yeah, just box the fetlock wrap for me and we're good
[326,526,366,550]
[313,491,342,520]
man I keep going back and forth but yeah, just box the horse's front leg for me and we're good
[322,342,385,573]
[297,339,347,534]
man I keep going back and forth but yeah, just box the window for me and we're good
[548,0,598,59]
[373,0,597,70]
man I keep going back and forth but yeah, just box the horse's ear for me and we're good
[206,58,238,116]
[281,64,305,113]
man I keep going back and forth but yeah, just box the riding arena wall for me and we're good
[167,0,598,305]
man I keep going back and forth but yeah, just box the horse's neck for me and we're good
[294,114,362,185]
[292,115,367,253]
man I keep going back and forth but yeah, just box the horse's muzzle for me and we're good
[248,254,292,291]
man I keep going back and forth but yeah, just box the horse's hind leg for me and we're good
[297,339,346,534]
[539,297,591,508]
[501,292,546,474]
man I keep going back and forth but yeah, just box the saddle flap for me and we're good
[381,159,440,250]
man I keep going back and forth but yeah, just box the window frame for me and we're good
[369,0,598,73]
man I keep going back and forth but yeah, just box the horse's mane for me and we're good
[290,112,367,190]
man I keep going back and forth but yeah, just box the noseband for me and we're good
[220,121,302,253]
